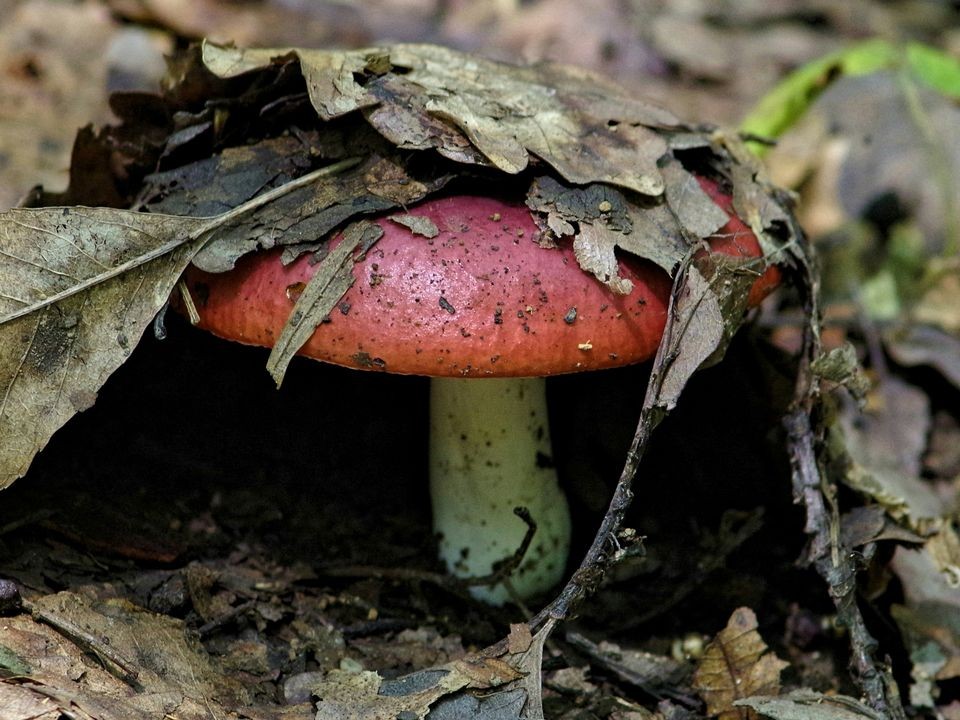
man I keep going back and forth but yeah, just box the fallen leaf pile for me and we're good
[0,41,800,491]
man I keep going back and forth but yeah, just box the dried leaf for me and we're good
[693,607,788,720]
[526,175,688,292]
[885,324,960,392]
[810,343,871,400]
[654,264,723,411]
[660,159,729,238]
[0,209,203,490]
[312,620,555,720]
[389,213,439,238]
[164,155,436,274]
[266,221,383,386]
[201,42,677,197]
[735,690,885,720]
[3,591,250,718]
[837,376,944,525]
[0,166,345,490]
[565,633,692,698]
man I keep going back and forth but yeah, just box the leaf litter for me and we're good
[1,41,797,488]
[0,39,806,719]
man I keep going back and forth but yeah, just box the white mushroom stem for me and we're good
[429,376,571,604]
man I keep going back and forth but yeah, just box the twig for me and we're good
[528,253,701,630]
[465,507,537,589]
[196,599,257,637]
[783,216,906,719]
[23,599,141,689]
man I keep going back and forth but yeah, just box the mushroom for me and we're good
[180,183,779,604]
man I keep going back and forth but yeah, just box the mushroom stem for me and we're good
[429,376,571,604]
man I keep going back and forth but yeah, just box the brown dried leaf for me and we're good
[649,246,761,413]
[201,42,678,197]
[527,175,688,292]
[660,158,729,238]
[0,208,203,491]
[2,591,250,719]
[312,620,554,720]
[0,167,344,490]
[693,607,788,720]
[838,376,944,525]
[389,213,439,238]
[149,150,439,274]
[266,221,383,386]
[736,690,885,720]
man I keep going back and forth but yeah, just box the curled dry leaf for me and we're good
[265,220,384,384]
[4,591,251,717]
[692,607,789,720]
[202,42,676,195]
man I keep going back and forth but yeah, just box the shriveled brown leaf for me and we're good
[650,246,761,412]
[837,376,945,526]
[526,175,688,292]
[693,607,788,720]
[389,213,440,238]
[736,689,885,720]
[148,149,440,274]
[889,534,960,707]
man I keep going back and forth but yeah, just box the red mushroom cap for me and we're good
[183,183,779,377]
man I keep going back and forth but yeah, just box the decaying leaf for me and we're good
[564,632,692,699]
[652,263,725,411]
[526,175,689,292]
[202,42,674,196]
[660,158,730,238]
[889,539,960,708]
[266,221,383,385]
[0,165,351,490]
[692,607,788,720]
[160,154,440,274]
[735,689,885,720]
[389,213,440,238]
[648,245,761,412]
[312,619,555,720]
[810,342,871,401]
[3,591,252,719]
[0,208,201,490]
[834,376,944,526]
[194,42,794,290]
[885,324,960,393]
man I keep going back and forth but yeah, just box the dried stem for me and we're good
[783,214,906,719]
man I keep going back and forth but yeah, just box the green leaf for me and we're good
[740,40,960,155]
